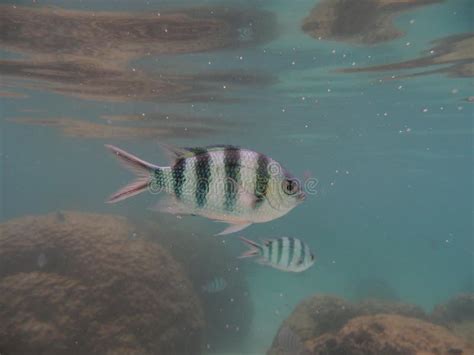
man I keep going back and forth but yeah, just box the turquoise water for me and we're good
[0,0,472,354]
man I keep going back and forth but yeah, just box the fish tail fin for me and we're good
[238,236,262,259]
[105,144,162,203]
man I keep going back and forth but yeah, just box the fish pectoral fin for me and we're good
[239,188,260,208]
[224,178,260,209]
[215,222,251,236]
[149,197,193,215]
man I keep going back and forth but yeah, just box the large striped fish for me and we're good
[105,144,305,235]
[239,236,315,272]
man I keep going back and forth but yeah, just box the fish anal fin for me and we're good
[149,197,194,216]
[256,258,269,266]
[215,223,251,236]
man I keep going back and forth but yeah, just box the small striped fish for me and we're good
[239,236,315,272]
[201,277,227,293]
[105,144,305,235]
[275,326,310,355]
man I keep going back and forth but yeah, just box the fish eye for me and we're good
[282,179,299,195]
[311,254,315,261]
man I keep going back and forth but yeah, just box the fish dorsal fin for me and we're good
[160,144,240,161]
[160,143,196,160]
[200,144,240,152]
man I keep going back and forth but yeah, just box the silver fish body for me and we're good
[105,144,305,235]
[239,236,315,272]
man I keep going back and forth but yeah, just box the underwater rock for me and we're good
[301,0,443,45]
[432,293,474,324]
[270,295,357,346]
[267,294,429,354]
[431,293,474,346]
[308,314,473,355]
[0,211,204,355]
[140,217,253,353]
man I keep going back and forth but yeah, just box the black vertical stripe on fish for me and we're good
[172,158,186,200]
[254,154,270,208]
[224,147,241,211]
[288,237,295,267]
[153,168,164,189]
[195,150,212,208]
[268,240,273,262]
[297,239,306,265]
[277,238,283,264]
[277,326,308,355]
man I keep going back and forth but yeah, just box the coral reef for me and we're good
[140,217,253,353]
[308,314,473,355]
[431,293,474,345]
[268,294,430,354]
[0,211,204,354]
[269,293,474,354]
[341,33,474,78]
[302,0,443,45]
[432,293,474,324]
[269,295,427,347]
[273,295,357,344]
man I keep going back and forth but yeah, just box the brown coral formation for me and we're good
[302,0,443,45]
[431,293,474,345]
[268,295,472,355]
[341,33,474,78]
[270,295,428,347]
[308,314,473,355]
[0,211,205,354]
[0,5,276,103]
